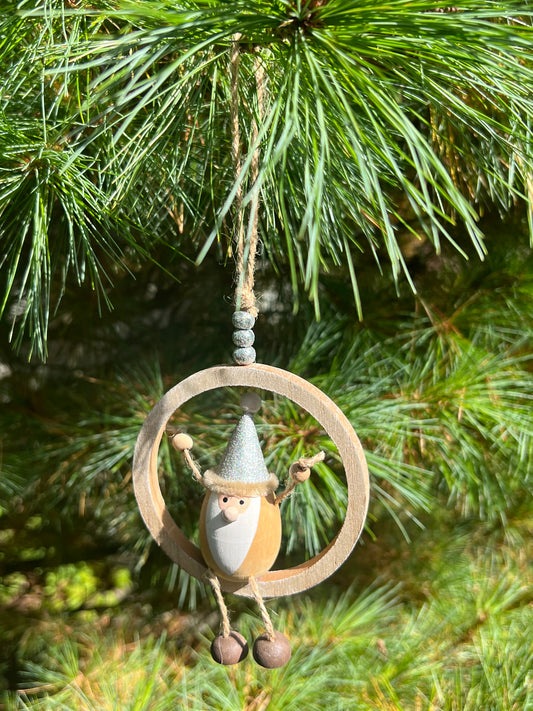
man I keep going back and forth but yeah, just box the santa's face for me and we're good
[217,494,251,522]
[203,493,261,577]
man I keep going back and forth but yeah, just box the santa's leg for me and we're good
[249,576,291,668]
[206,570,248,665]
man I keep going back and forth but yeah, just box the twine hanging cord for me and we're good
[231,34,264,319]
[249,574,276,640]
[206,568,232,638]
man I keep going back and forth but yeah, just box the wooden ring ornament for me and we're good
[132,364,369,599]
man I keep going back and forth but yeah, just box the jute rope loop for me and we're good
[132,364,369,599]
[231,35,264,318]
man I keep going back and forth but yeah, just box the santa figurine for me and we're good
[171,391,324,668]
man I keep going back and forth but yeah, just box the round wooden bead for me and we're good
[211,631,249,665]
[233,346,256,365]
[253,631,292,668]
[171,433,193,451]
[291,466,310,483]
[232,311,255,330]
[232,329,255,348]
[240,391,262,413]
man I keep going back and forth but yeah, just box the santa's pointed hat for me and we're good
[203,393,278,497]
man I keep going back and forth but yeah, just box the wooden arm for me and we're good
[275,450,325,505]
[170,433,206,488]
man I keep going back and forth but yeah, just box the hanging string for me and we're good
[206,569,231,638]
[231,36,264,319]
[230,33,245,281]
[249,575,276,641]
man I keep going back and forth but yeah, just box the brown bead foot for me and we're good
[211,631,249,665]
[253,631,292,669]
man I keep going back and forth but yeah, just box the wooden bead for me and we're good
[240,391,262,413]
[132,363,369,599]
[253,631,291,668]
[171,433,193,451]
[211,631,249,665]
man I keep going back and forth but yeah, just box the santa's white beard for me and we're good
[204,495,261,576]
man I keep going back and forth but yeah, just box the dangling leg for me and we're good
[249,576,291,669]
[206,569,248,665]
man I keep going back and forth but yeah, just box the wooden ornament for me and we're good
[253,631,292,669]
[132,363,369,599]
[211,631,249,665]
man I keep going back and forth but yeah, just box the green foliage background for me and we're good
[1,1,532,709]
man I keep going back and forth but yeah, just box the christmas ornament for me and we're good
[131,36,369,669]
[132,361,369,668]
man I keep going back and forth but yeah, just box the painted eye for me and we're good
[222,497,228,503]
[239,500,245,506]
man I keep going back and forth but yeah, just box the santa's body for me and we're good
[199,491,282,582]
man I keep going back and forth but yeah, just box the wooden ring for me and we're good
[132,364,369,598]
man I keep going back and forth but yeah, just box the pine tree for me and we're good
[1,1,532,708]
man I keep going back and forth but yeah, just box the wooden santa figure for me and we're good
[171,392,324,668]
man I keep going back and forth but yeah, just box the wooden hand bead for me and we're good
[253,631,292,668]
[289,462,311,483]
[171,433,193,451]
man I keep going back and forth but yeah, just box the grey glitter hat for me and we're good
[203,404,278,497]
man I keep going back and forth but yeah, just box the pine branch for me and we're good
[3,1,533,354]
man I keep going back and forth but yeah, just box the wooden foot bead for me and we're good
[253,631,291,669]
[211,631,249,665]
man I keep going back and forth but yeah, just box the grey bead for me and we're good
[232,329,255,347]
[233,346,256,365]
[232,311,255,330]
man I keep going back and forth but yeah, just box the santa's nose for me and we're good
[222,506,239,523]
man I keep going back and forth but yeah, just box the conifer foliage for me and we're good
[2,0,533,354]
[1,1,532,709]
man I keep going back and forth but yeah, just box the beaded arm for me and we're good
[170,431,324,502]
[170,433,206,488]
[274,451,325,505]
